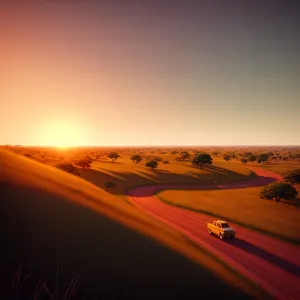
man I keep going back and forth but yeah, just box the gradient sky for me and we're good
[1,1,299,146]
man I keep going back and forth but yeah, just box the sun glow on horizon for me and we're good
[39,121,87,148]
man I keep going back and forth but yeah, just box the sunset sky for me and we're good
[1,1,299,146]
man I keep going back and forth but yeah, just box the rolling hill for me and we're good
[0,149,260,299]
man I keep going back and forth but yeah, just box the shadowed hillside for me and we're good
[0,150,261,299]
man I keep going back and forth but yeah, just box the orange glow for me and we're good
[39,121,86,148]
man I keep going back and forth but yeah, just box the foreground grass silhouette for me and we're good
[0,150,264,299]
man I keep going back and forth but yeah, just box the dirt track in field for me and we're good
[128,167,300,300]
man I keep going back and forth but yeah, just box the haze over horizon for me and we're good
[1,1,299,147]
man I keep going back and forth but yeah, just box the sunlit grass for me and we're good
[158,186,300,244]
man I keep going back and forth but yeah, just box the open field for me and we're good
[0,149,264,299]
[80,157,255,202]
[2,145,261,202]
[259,161,300,175]
[128,173,300,300]
[158,185,300,244]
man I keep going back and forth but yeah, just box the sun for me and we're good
[41,121,86,148]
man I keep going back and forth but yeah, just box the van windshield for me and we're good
[221,223,229,228]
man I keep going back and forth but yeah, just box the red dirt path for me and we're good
[128,166,300,300]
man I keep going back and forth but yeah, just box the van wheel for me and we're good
[219,233,224,240]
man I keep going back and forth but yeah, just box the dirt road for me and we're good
[128,166,300,300]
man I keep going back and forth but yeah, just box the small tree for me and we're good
[248,154,257,162]
[108,152,120,162]
[180,151,191,161]
[284,169,300,186]
[260,182,298,202]
[223,154,231,162]
[104,181,116,191]
[145,160,158,171]
[257,153,269,163]
[131,154,142,164]
[240,158,248,164]
[135,155,142,164]
[75,159,91,168]
[243,152,253,157]
[56,162,79,176]
[192,153,213,169]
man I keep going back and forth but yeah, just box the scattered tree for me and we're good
[75,159,91,168]
[163,160,169,164]
[257,153,269,163]
[243,152,253,157]
[131,154,142,164]
[145,160,158,171]
[260,182,298,202]
[104,181,116,191]
[135,155,142,164]
[131,154,138,163]
[284,169,300,186]
[180,151,191,161]
[56,162,79,176]
[108,152,120,162]
[248,154,257,162]
[240,158,248,164]
[223,154,231,162]
[192,153,213,169]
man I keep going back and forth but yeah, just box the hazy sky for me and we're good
[1,1,299,146]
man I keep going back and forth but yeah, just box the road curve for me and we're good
[127,166,300,300]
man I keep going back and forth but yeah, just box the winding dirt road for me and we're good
[128,166,300,300]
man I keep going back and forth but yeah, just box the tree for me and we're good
[163,160,169,164]
[135,155,142,164]
[260,182,298,202]
[131,154,142,164]
[257,153,269,163]
[180,151,191,161]
[145,160,158,171]
[192,153,213,169]
[75,159,91,168]
[284,169,300,186]
[248,154,257,162]
[108,152,120,162]
[240,158,248,164]
[223,154,231,162]
[243,152,253,157]
[56,162,79,176]
[104,181,116,191]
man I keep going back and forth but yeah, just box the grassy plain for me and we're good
[0,149,265,299]
[158,183,300,244]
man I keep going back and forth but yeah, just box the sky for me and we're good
[1,0,299,146]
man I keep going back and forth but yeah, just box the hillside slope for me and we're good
[0,149,258,299]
